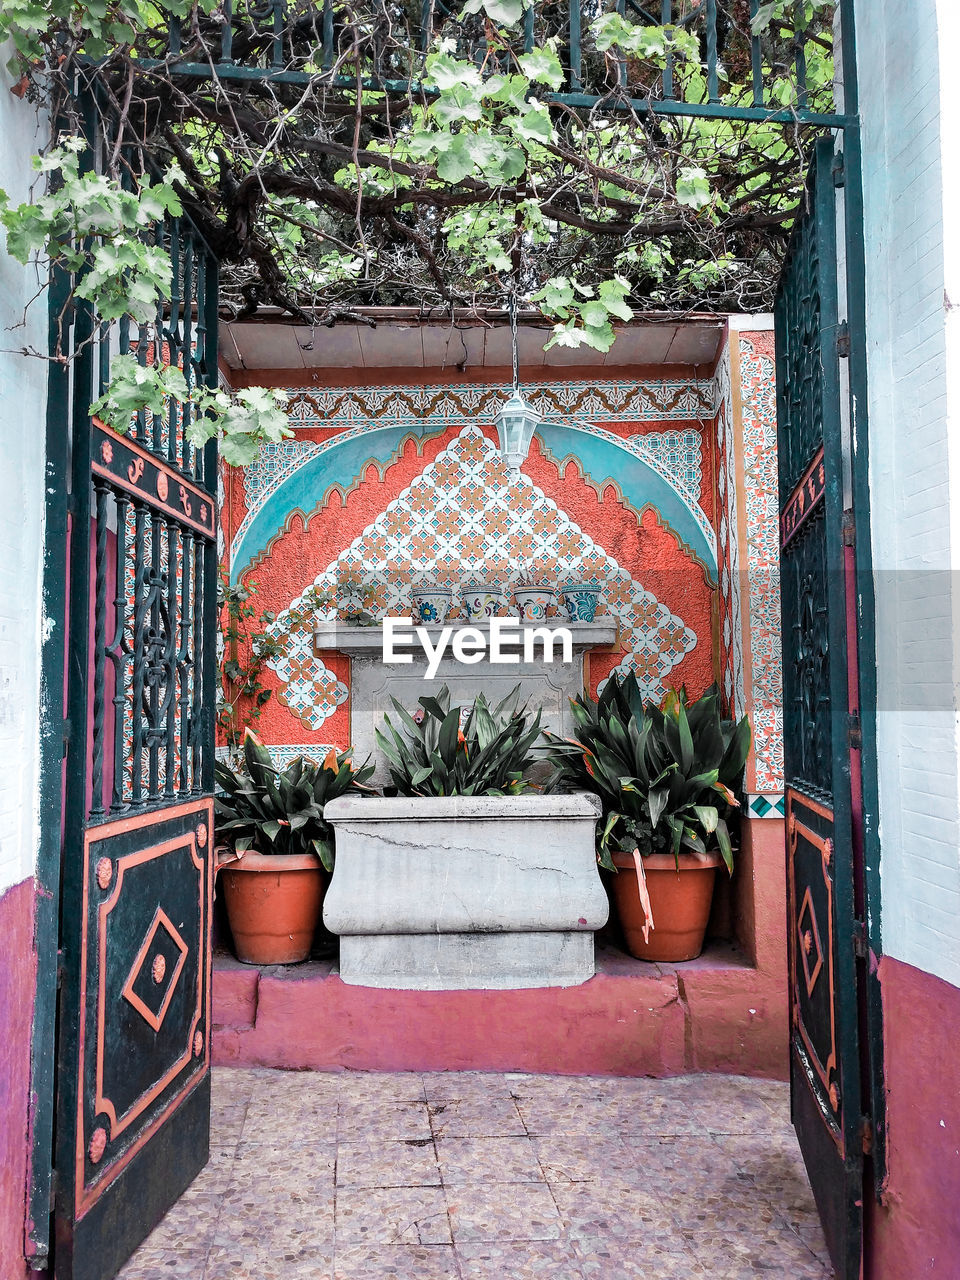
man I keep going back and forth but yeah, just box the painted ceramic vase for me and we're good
[461,583,505,620]
[410,586,452,626]
[513,586,556,622]
[560,583,602,622]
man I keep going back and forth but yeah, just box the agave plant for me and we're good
[376,684,543,797]
[214,729,375,870]
[545,675,751,873]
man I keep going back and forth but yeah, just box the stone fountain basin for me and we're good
[322,792,607,991]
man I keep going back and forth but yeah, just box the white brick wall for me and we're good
[0,59,47,894]
[858,0,960,985]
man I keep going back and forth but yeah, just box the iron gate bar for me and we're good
[147,0,849,127]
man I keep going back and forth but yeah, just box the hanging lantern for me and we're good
[495,388,539,473]
[496,294,539,472]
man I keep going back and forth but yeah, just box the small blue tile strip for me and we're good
[746,793,786,819]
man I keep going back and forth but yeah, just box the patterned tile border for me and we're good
[729,333,784,796]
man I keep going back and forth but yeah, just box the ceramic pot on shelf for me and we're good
[410,585,453,626]
[560,583,602,622]
[513,585,556,622]
[461,582,506,620]
[610,849,722,962]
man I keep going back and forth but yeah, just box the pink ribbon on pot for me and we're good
[631,849,655,943]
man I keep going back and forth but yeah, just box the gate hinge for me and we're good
[836,321,851,358]
[848,711,862,751]
[852,918,868,959]
[841,510,856,547]
[832,152,845,188]
[860,1115,874,1156]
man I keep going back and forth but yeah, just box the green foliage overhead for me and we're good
[0,0,836,444]
[0,0,836,329]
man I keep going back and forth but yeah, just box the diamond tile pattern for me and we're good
[118,1069,831,1280]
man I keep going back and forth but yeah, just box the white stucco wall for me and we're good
[858,0,960,986]
[0,64,47,895]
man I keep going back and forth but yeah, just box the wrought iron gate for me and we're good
[51,212,220,1280]
[776,136,872,1280]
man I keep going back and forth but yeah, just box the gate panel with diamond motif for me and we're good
[776,136,868,1280]
[52,211,219,1280]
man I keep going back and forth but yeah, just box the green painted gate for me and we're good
[46,209,220,1280]
[775,135,880,1280]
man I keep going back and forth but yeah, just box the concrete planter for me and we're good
[323,792,607,990]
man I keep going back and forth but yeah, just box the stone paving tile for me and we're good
[447,1181,563,1242]
[138,1191,223,1253]
[242,1081,339,1147]
[574,1235,707,1278]
[204,1243,335,1280]
[457,1239,586,1278]
[437,1134,546,1184]
[334,1244,459,1278]
[117,1067,832,1280]
[428,1095,527,1138]
[339,1071,427,1104]
[423,1070,510,1103]
[335,1185,452,1245]
[515,1093,622,1136]
[680,1224,831,1278]
[339,1098,433,1143]
[336,1138,441,1187]
[208,1101,248,1148]
[117,1247,212,1279]
[176,1145,239,1199]
[534,1134,639,1183]
[549,1183,677,1240]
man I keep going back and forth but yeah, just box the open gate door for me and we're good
[52,217,219,1280]
[776,136,868,1280]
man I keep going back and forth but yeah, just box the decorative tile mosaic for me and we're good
[737,335,784,795]
[266,425,698,727]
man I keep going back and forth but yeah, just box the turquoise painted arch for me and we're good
[230,419,717,584]
[537,422,717,583]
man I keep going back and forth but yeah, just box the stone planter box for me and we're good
[322,792,607,990]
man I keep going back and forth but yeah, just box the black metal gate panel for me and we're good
[776,137,865,1280]
[53,215,219,1280]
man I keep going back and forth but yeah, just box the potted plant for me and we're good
[546,675,750,962]
[322,687,608,990]
[215,729,375,964]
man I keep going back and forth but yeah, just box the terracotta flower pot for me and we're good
[610,850,723,962]
[220,851,325,965]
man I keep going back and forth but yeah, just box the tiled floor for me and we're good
[119,1069,833,1280]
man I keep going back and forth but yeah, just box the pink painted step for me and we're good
[211,941,787,1079]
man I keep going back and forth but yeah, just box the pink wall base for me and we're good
[0,878,37,1280]
[866,956,960,1279]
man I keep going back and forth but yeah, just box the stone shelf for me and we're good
[314,618,619,784]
